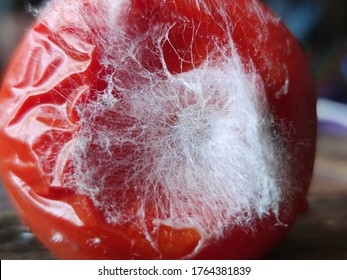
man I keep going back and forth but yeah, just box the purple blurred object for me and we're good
[317,98,347,137]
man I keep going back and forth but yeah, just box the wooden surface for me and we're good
[0,132,346,260]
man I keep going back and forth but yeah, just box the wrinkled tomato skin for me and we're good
[0,0,316,259]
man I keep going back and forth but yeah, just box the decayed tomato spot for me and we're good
[157,224,202,259]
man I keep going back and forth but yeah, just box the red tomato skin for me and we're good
[0,0,316,259]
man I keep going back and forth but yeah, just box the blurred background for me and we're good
[0,0,346,259]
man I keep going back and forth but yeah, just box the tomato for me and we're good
[0,0,316,259]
